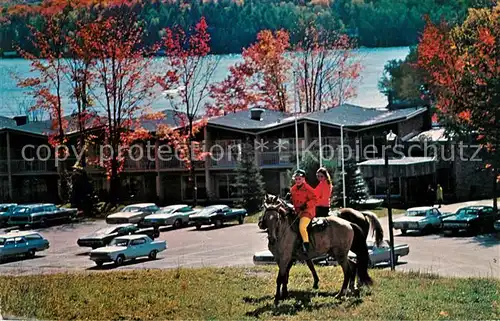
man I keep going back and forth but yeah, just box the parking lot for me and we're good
[0,200,498,278]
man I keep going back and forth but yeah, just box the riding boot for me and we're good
[302,242,310,254]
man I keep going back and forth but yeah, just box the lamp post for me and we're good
[384,130,397,271]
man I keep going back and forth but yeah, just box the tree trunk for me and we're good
[109,155,120,206]
[188,132,197,207]
[493,170,497,211]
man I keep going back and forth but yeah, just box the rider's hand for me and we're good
[299,204,307,211]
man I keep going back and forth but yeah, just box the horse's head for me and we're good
[259,194,289,245]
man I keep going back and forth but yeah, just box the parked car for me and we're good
[142,204,200,229]
[0,230,49,261]
[393,206,449,235]
[253,239,410,268]
[188,205,247,229]
[442,205,499,235]
[106,203,160,224]
[77,223,160,249]
[0,203,17,227]
[495,219,500,232]
[89,234,167,267]
[8,204,78,227]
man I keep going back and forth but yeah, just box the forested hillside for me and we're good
[0,0,495,54]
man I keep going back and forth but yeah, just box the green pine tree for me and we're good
[333,159,372,207]
[232,136,266,213]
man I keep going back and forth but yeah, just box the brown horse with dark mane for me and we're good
[335,208,384,247]
[259,194,373,305]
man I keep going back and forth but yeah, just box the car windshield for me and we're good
[109,239,129,246]
[457,208,479,216]
[13,207,29,214]
[122,206,141,213]
[407,210,427,217]
[199,207,223,215]
[95,227,119,234]
[158,208,175,214]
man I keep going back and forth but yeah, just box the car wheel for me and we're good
[26,249,35,258]
[148,250,158,260]
[214,219,223,228]
[173,219,182,229]
[40,218,47,227]
[114,255,124,266]
[195,224,202,230]
[401,229,407,235]
[95,261,104,267]
[423,225,432,235]
[238,215,244,225]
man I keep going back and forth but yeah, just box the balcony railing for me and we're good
[11,160,56,173]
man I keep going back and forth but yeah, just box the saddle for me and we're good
[283,202,330,250]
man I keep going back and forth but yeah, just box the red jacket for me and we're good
[290,182,317,219]
[315,180,332,207]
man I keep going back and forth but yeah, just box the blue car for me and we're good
[189,205,247,229]
[0,204,18,227]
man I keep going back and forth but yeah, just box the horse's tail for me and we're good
[350,222,373,286]
[362,211,384,248]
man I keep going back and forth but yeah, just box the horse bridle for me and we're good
[260,196,299,243]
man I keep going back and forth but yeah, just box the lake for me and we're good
[0,46,410,117]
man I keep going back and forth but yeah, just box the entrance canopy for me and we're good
[358,157,436,178]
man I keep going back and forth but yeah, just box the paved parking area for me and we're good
[0,199,498,277]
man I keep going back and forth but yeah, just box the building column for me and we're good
[303,122,311,147]
[6,132,12,201]
[254,134,260,167]
[155,140,163,203]
[204,126,212,199]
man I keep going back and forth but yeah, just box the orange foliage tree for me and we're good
[209,26,361,115]
[16,12,71,203]
[418,5,500,209]
[157,17,216,206]
[80,7,165,204]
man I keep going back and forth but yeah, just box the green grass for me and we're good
[0,267,498,320]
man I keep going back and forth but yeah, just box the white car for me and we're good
[142,204,200,229]
[106,203,160,224]
[253,240,409,268]
[89,234,167,267]
[393,206,446,235]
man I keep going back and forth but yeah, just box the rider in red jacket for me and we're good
[290,169,317,253]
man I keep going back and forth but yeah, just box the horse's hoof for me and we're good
[274,299,280,306]
[313,283,319,290]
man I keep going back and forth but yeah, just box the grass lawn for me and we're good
[245,207,406,224]
[0,266,498,320]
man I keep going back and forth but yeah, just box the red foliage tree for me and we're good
[418,6,500,209]
[157,16,216,206]
[208,29,290,116]
[79,7,164,204]
[16,13,71,203]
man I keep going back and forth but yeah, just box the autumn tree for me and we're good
[17,12,71,204]
[292,23,362,112]
[418,6,500,209]
[157,16,217,206]
[208,29,290,116]
[81,7,161,205]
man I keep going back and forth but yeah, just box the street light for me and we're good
[384,129,397,271]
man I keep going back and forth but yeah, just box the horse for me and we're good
[259,194,372,305]
[334,208,384,247]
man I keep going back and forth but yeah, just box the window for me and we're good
[374,177,401,196]
[5,239,14,246]
[179,206,193,213]
[131,239,146,246]
[147,205,160,213]
[26,234,42,241]
[182,176,207,200]
[15,237,26,244]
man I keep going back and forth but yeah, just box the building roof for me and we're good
[407,127,449,142]
[304,104,426,128]
[208,109,292,131]
[358,156,436,166]
[207,104,427,132]
[0,116,16,129]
